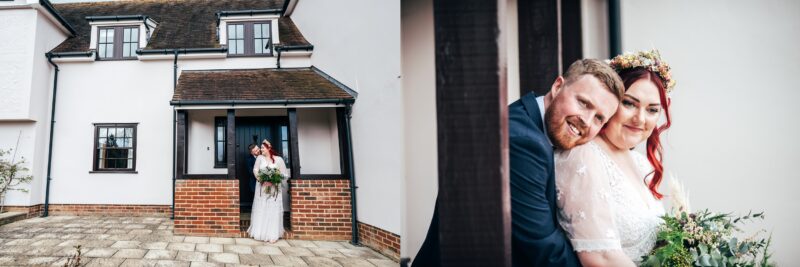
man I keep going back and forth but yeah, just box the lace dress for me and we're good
[555,141,665,263]
[249,155,287,242]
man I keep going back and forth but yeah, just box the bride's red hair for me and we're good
[618,68,672,200]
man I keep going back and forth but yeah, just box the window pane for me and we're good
[100,29,107,42]
[281,126,288,140]
[131,28,139,42]
[123,28,130,42]
[255,39,263,54]
[282,141,288,159]
[216,142,224,162]
[123,43,130,58]
[131,43,139,55]
[128,159,133,168]
[99,127,107,137]
[236,40,244,55]
[217,126,223,141]
[254,24,262,38]
[125,127,132,137]
[263,23,270,38]
[236,25,243,39]
[98,45,106,58]
[106,44,114,58]
[106,29,114,43]
[116,128,125,138]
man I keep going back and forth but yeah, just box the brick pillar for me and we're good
[174,179,240,237]
[290,179,352,240]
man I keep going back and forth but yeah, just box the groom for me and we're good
[413,59,623,266]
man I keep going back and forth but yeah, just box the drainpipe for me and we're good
[171,50,178,220]
[343,104,360,244]
[608,0,622,56]
[42,53,60,217]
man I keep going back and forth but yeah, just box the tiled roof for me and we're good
[172,68,355,104]
[50,0,310,53]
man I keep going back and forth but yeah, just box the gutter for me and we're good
[46,51,93,58]
[137,47,229,55]
[85,15,147,21]
[42,52,61,217]
[170,98,355,106]
[276,45,314,69]
[343,104,360,244]
[39,0,77,37]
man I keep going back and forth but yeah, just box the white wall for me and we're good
[0,9,36,120]
[401,0,437,259]
[186,109,227,175]
[291,0,403,235]
[580,0,609,60]
[297,108,340,175]
[620,0,800,264]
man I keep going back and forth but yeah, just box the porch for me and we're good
[169,67,358,241]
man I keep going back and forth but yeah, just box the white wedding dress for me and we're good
[555,141,665,263]
[249,155,287,242]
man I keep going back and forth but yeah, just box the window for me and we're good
[281,125,290,166]
[93,123,137,172]
[226,21,272,56]
[97,26,139,60]
[214,117,227,168]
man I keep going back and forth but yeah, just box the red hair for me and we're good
[262,141,279,164]
[618,68,672,200]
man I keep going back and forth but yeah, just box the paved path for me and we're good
[0,216,398,267]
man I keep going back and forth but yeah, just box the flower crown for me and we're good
[607,49,676,94]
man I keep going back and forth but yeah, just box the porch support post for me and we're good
[337,106,359,244]
[287,108,300,180]
[433,0,510,264]
[518,0,560,97]
[226,109,236,179]
[175,110,187,179]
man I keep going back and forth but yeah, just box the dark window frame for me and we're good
[91,123,138,173]
[214,117,227,168]
[96,25,140,60]
[226,20,273,57]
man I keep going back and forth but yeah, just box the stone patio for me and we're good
[0,216,398,267]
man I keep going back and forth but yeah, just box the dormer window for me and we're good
[97,26,140,60]
[226,21,273,56]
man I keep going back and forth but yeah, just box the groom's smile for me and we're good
[544,75,619,149]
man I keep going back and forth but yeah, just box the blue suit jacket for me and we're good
[246,155,257,193]
[509,92,580,266]
[413,93,580,266]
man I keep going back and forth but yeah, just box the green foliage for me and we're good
[641,210,775,267]
[257,166,284,198]
[0,149,34,209]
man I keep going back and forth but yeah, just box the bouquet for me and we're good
[641,178,774,267]
[257,166,284,199]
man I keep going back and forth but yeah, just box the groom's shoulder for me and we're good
[509,95,542,139]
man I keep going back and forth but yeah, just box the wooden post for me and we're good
[175,110,186,179]
[433,0,510,265]
[226,109,236,179]
[288,108,300,180]
[518,0,560,96]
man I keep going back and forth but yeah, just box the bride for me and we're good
[249,139,287,243]
[556,50,674,266]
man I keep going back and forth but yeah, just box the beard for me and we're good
[544,105,589,150]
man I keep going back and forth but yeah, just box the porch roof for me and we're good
[170,67,356,106]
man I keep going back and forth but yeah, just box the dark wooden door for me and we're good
[235,116,288,212]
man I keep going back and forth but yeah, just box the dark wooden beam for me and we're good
[175,110,186,180]
[287,108,300,180]
[336,107,349,178]
[433,0,511,265]
[226,109,236,179]
[562,0,583,67]
[518,0,560,96]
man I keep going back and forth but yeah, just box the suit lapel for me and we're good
[520,93,545,135]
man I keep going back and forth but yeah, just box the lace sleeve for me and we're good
[253,156,264,178]
[555,143,623,252]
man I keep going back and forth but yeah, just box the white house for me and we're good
[0,0,400,261]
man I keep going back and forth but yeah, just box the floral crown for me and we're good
[607,49,676,94]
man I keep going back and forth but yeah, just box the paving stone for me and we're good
[184,236,210,244]
[333,257,376,267]
[338,248,386,259]
[54,246,82,257]
[83,240,117,248]
[84,228,108,234]
[189,262,218,267]
[252,245,283,255]
[22,256,61,265]
[34,233,60,239]
[155,260,192,267]
[31,239,68,247]
[176,251,207,262]
[233,238,263,246]
[369,258,401,267]
[313,241,346,249]
[129,229,154,235]
[268,240,291,247]
[120,259,159,267]
[310,248,346,258]
[303,256,344,267]
[209,253,240,264]
[108,234,137,241]
[142,241,169,250]
[167,242,196,252]
[144,249,178,260]
[270,255,308,266]
[280,247,315,257]
[5,238,36,246]
[84,257,125,267]
[209,237,235,245]
[196,243,223,253]
[113,248,148,259]
[0,245,27,254]
[239,254,274,265]
[287,240,317,248]
[21,246,58,256]
[84,248,119,258]
[223,244,253,254]
[112,240,143,249]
